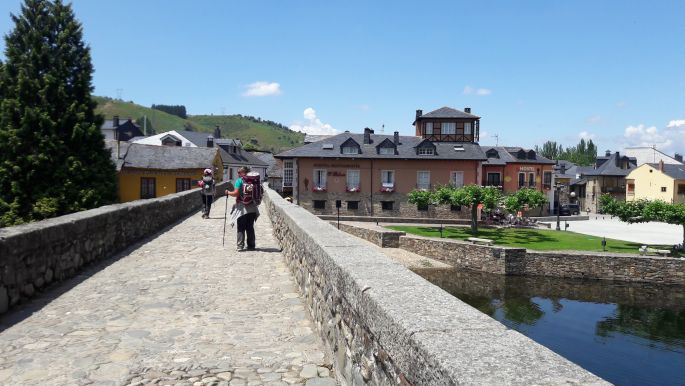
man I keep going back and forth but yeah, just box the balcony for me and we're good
[380,183,395,193]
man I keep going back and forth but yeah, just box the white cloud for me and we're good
[579,131,596,140]
[622,121,685,152]
[463,85,492,96]
[587,115,602,124]
[289,107,338,135]
[616,101,626,108]
[242,81,282,97]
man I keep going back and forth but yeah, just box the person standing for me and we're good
[198,168,216,219]
[225,166,259,251]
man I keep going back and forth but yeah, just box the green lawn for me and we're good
[388,225,680,255]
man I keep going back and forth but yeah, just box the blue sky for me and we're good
[1,1,684,154]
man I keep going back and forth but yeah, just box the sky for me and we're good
[1,0,684,155]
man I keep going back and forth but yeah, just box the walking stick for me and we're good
[222,193,229,246]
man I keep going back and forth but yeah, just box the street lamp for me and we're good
[555,185,562,231]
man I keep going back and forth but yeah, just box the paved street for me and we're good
[0,198,335,386]
[544,216,683,245]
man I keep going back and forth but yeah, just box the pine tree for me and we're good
[0,0,116,227]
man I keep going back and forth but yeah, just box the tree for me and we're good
[503,188,547,216]
[557,138,598,166]
[0,0,116,227]
[535,141,563,160]
[600,195,685,246]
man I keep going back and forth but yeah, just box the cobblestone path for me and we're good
[0,198,335,386]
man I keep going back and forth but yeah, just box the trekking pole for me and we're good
[222,193,229,246]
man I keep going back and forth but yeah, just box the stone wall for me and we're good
[332,222,405,248]
[337,223,685,286]
[264,188,606,386]
[0,183,229,315]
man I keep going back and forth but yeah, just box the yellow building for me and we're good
[626,161,685,203]
[114,143,223,203]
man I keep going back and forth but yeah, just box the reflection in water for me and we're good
[414,268,685,386]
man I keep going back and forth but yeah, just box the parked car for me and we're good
[559,204,580,216]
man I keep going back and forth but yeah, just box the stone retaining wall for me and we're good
[0,183,229,315]
[339,223,685,286]
[264,188,606,385]
[332,223,405,248]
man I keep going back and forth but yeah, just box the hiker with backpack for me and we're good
[198,168,216,219]
[225,166,263,251]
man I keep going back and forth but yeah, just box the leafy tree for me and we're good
[242,142,258,151]
[557,138,598,166]
[503,188,547,216]
[0,0,116,227]
[407,189,435,209]
[600,195,685,245]
[535,141,563,160]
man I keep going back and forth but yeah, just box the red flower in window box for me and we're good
[380,186,394,193]
[312,186,327,192]
[346,186,360,193]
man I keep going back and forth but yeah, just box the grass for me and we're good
[388,225,681,256]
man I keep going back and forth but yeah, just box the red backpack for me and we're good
[240,172,263,205]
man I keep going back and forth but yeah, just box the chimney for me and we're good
[363,127,374,144]
[675,153,683,163]
[659,160,665,172]
[464,107,471,114]
[615,151,621,167]
[415,109,423,120]
[113,115,120,128]
[605,150,611,157]
[560,164,567,175]
[394,131,400,146]
[214,125,221,139]
[207,135,214,148]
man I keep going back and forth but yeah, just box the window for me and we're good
[450,171,464,187]
[417,171,431,190]
[528,172,535,187]
[628,184,635,193]
[379,147,394,155]
[518,173,525,188]
[342,146,358,155]
[486,173,501,187]
[543,171,552,188]
[418,147,434,155]
[442,122,456,134]
[464,122,472,135]
[313,169,327,189]
[176,178,191,192]
[381,201,394,211]
[661,187,667,192]
[141,177,156,199]
[347,201,359,210]
[381,170,395,187]
[450,205,462,212]
[678,184,685,194]
[283,160,293,187]
[313,200,326,209]
[347,170,360,190]
[425,122,433,135]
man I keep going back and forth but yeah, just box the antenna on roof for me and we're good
[493,134,499,146]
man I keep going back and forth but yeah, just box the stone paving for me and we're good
[0,197,336,386]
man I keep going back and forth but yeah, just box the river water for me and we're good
[414,268,685,386]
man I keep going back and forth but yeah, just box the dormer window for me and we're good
[342,146,359,155]
[486,149,499,158]
[418,147,435,155]
[379,147,394,155]
[527,150,536,160]
[340,138,361,155]
[516,149,526,159]
[376,138,397,155]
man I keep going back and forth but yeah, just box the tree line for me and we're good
[151,104,187,119]
[535,139,598,166]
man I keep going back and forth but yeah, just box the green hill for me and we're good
[188,115,305,153]
[94,96,304,153]
[94,96,211,134]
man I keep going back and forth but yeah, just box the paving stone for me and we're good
[299,364,318,379]
[0,199,332,386]
[305,378,337,386]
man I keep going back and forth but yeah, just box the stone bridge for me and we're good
[0,186,608,386]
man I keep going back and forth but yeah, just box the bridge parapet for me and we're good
[0,182,229,315]
[263,187,608,386]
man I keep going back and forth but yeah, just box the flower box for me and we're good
[346,186,360,193]
[380,186,395,193]
[312,186,327,192]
